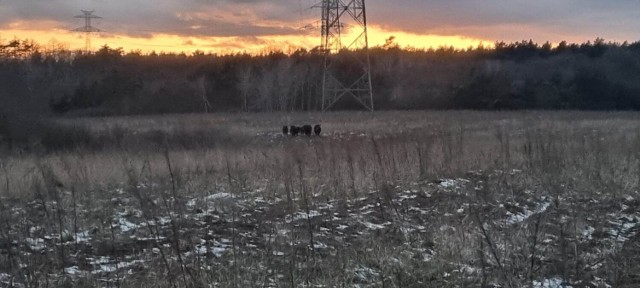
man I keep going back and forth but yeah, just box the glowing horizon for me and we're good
[0,25,493,55]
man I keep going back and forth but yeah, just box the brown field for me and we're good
[1,111,640,287]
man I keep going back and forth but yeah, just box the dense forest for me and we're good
[2,37,640,118]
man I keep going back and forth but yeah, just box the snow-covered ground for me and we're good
[0,170,638,287]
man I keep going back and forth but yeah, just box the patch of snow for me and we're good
[360,204,375,211]
[438,178,469,188]
[399,194,417,200]
[91,256,111,265]
[505,200,551,225]
[0,273,18,288]
[64,266,81,275]
[312,242,328,249]
[116,217,138,232]
[414,248,434,262]
[90,257,117,274]
[608,214,640,242]
[586,262,603,271]
[206,193,232,200]
[354,266,379,283]
[582,226,595,240]
[400,225,426,234]
[209,240,230,257]
[318,203,334,210]
[457,264,477,275]
[75,230,91,243]
[408,207,429,215]
[29,226,42,234]
[137,236,166,242]
[212,247,227,257]
[90,256,145,274]
[532,277,572,288]
[195,245,208,256]
[26,238,45,252]
[288,210,322,222]
[362,222,386,230]
[156,216,171,226]
[592,276,612,288]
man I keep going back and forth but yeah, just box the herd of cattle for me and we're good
[283,124,321,136]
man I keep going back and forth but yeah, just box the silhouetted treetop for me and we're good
[1,38,639,114]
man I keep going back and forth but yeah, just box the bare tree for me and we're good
[236,66,253,112]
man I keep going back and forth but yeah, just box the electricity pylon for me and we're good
[73,10,102,53]
[317,0,374,112]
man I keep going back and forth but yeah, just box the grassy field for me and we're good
[1,111,640,287]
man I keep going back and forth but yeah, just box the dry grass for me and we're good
[11,110,638,195]
[1,111,640,287]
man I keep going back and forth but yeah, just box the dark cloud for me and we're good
[0,0,638,42]
[0,0,302,37]
[366,0,640,42]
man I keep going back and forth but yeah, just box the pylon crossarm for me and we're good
[323,74,372,111]
[345,10,365,25]
[350,92,373,111]
[326,88,372,111]
[326,73,369,94]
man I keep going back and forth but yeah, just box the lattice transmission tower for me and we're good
[316,0,374,111]
[73,10,102,53]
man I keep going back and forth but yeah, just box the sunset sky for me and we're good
[1,0,639,54]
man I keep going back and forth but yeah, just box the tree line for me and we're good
[1,37,640,118]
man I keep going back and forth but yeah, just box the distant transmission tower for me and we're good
[316,0,374,112]
[73,10,102,53]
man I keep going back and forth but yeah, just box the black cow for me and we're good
[282,125,289,135]
[314,124,321,136]
[302,125,312,136]
[290,126,300,136]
